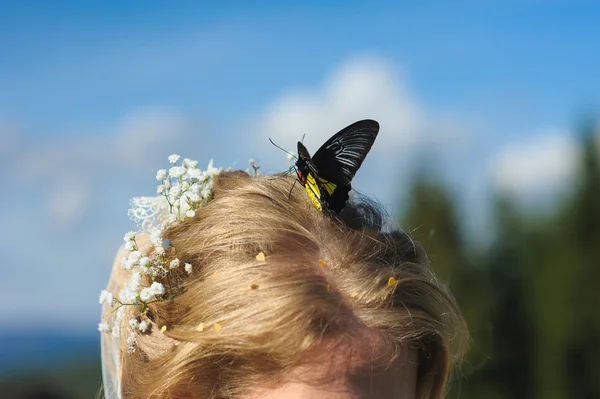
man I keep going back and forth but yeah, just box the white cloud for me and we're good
[491,130,579,199]
[8,107,195,228]
[260,55,469,163]
[45,175,91,228]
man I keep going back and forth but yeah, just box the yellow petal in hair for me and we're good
[213,323,222,332]
[349,292,358,298]
[388,277,398,287]
[196,322,205,332]
[318,259,327,267]
[256,252,266,262]
[249,282,259,290]
[160,325,167,333]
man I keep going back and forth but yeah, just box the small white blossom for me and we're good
[129,272,142,291]
[185,263,193,274]
[123,231,136,242]
[150,229,163,247]
[169,258,180,269]
[98,322,111,333]
[155,246,166,256]
[126,333,136,353]
[168,154,181,164]
[121,257,134,270]
[185,210,195,218]
[129,318,139,330]
[128,251,141,265]
[190,183,201,194]
[139,257,151,268]
[169,166,186,178]
[157,185,166,194]
[187,168,203,180]
[156,169,168,181]
[188,193,200,203]
[150,281,165,296]
[166,214,177,225]
[119,288,138,304]
[140,287,154,302]
[124,241,136,252]
[169,186,182,199]
[138,320,149,332]
[183,158,198,168]
[99,290,114,305]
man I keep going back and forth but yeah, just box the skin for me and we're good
[246,349,418,399]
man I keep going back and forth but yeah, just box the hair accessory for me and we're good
[98,154,228,353]
[293,119,379,214]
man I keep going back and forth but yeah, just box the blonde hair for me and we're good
[114,171,467,398]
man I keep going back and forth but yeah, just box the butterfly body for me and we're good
[294,119,379,213]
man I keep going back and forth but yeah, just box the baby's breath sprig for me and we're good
[99,154,243,353]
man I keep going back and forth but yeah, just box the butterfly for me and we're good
[294,119,379,213]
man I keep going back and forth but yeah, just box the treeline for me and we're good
[400,119,600,398]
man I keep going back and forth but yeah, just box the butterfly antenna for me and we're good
[269,138,297,160]
[287,178,297,200]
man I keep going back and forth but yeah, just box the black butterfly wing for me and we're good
[310,119,379,186]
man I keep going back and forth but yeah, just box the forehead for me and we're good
[246,348,418,399]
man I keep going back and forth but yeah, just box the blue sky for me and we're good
[1,1,598,333]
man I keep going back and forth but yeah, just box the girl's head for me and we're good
[102,171,467,399]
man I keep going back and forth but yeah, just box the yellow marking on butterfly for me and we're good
[388,277,398,287]
[256,252,266,262]
[249,282,259,290]
[318,259,327,267]
[349,292,358,298]
[213,323,222,332]
[305,173,323,211]
[160,325,167,333]
[319,178,337,195]
[196,322,205,332]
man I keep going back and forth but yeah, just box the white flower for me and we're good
[121,257,134,270]
[123,231,136,242]
[169,258,180,269]
[156,169,168,181]
[155,246,166,256]
[119,288,138,304]
[98,322,111,333]
[169,166,186,178]
[138,320,149,332]
[187,168,203,181]
[156,185,166,194]
[169,186,182,199]
[126,333,136,353]
[185,263,193,274]
[205,160,220,177]
[168,154,181,164]
[185,210,195,218]
[183,158,198,168]
[128,251,141,264]
[140,287,154,302]
[188,193,200,203]
[150,229,163,246]
[150,281,165,296]
[190,183,201,194]
[139,257,151,268]
[124,241,136,252]
[129,318,139,330]
[166,214,177,225]
[99,290,114,305]
[129,272,142,291]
